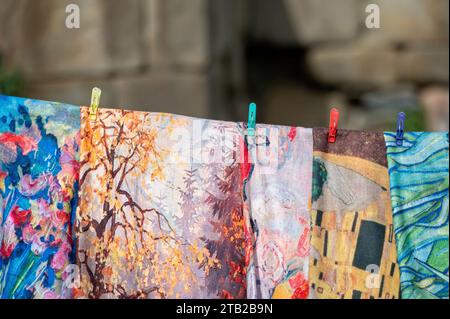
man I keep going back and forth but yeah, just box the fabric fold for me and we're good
[384,132,449,299]
[244,126,313,299]
[74,107,247,299]
[0,95,80,299]
[309,128,400,299]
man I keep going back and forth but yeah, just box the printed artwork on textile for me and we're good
[0,95,80,299]
[244,126,313,299]
[309,129,400,299]
[75,108,247,299]
[385,132,449,299]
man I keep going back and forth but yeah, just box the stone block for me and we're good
[143,0,209,69]
[398,48,449,83]
[307,43,397,89]
[360,0,449,44]
[285,0,359,44]
[10,0,142,79]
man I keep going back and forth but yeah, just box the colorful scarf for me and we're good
[244,126,313,299]
[74,108,247,299]
[309,128,400,299]
[1,94,447,300]
[384,132,449,299]
[0,95,80,299]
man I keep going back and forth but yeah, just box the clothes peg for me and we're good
[396,112,406,146]
[247,102,257,137]
[328,108,339,143]
[89,87,101,121]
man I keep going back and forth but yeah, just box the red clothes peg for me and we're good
[328,108,339,143]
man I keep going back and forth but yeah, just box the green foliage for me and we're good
[0,56,23,96]
[406,109,426,132]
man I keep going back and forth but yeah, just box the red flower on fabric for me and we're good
[288,127,297,142]
[289,272,309,299]
[0,132,38,155]
[0,171,7,181]
[10,206,32,226]
[291,285,309,299]
[51,209,69,228]
[221,289,234,299]
[0,242,14,258]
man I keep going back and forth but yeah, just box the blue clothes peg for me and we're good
[396,112,406,146]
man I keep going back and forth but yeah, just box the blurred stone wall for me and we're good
[0,0,229,119]
[243,0,449,130]
[0,0,448,130]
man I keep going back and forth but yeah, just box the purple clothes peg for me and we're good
[396,112,406,146]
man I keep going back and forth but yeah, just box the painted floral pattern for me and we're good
[0,95,80,299]
[0,94,446,300]
[75,108,247,299]
[244,126,313,299]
